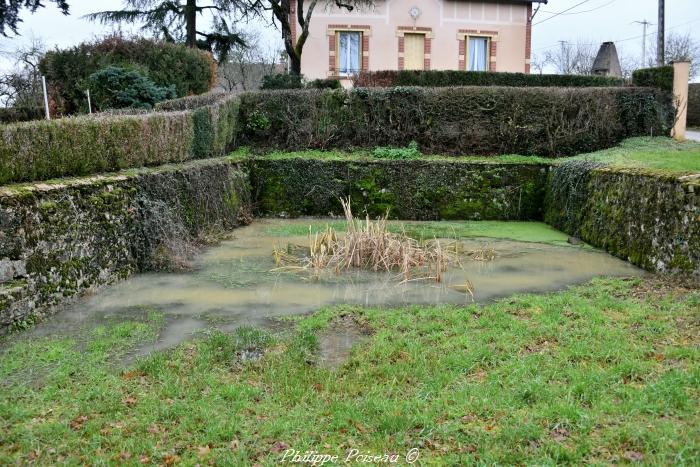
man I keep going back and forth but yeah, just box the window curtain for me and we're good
[339,32,361,74]
[469,37,488,72]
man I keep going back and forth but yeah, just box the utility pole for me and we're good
[633,20,652,66]
[657,0,665,66]
[558,40,569,74]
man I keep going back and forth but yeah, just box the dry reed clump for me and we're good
[272,198,461,283]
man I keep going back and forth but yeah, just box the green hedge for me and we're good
[0,107,43,124]
[353,70,625,88]
[632,66,674,92]
[688,83,700,127]
[239,86,673,157]
[40,35,216,114]
[0,95,239,185]
[155,92,228,112]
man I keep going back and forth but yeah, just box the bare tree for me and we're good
[544,40,597,75]
[617,46,639,79]
[0,37,45,108]
[530,55,546,75]
[218,31,283,91]
[646,32,700,79]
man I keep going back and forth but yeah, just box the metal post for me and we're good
[641,21,647,66]
[86,89,92,114]
[41,75,50,120]
[657,0,665,66]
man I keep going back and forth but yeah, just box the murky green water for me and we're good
[16,219,643,355]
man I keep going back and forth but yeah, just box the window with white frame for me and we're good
[467,37,489,72]
[337,31,362,75]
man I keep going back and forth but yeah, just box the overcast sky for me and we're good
[1,0,698,77]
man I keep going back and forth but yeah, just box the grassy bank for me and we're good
[232,137,700,175]
[1,277,698,465]
[264,219,572,246]
[566,137,700,174]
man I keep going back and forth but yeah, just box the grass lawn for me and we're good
[231,137,700,175]
[264,220,572,246]
[564,137,700,175]
[1,277,698,465]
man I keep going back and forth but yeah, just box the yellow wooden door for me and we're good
[404,33,425,71]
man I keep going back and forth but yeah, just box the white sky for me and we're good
[0,0,698,78]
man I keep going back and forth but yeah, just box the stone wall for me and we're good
[249,158,550,220]
[0,158,250,330]
[688,83,700,128]
[2,154,698,331]
[545,164,699,275]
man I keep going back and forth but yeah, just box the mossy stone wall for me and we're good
[2,154,697,331]
[0,158,250,330]
[248,158,549,220]
[545,167,699,275]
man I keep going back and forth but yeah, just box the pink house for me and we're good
[293,0,547,84]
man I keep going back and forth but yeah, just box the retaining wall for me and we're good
[545,166,699,275]
[1,155,698,331]
[249,158,549,220]
[0,158,250,330]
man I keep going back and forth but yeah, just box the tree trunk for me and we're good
[290,53,302,75]
[185,0,197,48]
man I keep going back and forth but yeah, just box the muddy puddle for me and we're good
[6,219,643,358]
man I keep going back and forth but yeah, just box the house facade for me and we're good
[294,0,547,83]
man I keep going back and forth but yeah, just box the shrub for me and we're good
[40,35,215,114]
[239,86,672,157]
[88,66,176,111]
[261,73,303,90]
[372,141,421,159]
[307,78,342,90]
[688,83,700,127]
[632,66,674,92]
[353,70,626,88]
[0,93,241,184]
[0,106,43,124]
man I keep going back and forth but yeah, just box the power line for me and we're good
[533,16,700,52]
[539,0,617,17]
[533,0,595,26]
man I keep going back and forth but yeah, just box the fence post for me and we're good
[42,76,51,120]
[672,61,690,140]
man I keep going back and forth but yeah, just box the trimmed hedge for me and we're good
[0,107,43,124]
[632,66,674,92]
[155,92,228,112]
[0,94,240,185]
[353,70,625,88]
[239,86,673,157]
[688,83,700,127]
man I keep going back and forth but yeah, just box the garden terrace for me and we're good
[0,78,698,464]
[1,137,698,332]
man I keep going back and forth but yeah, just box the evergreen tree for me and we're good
[85,0,246,62]
[0,0,69,36]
